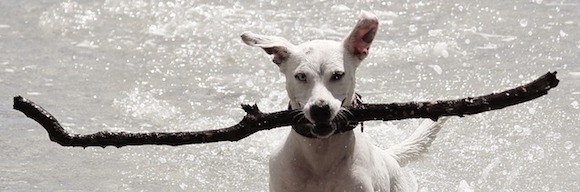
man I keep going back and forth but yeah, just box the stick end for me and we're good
[13,95,25,109]
[547,71,559,88]
[241,103,261,115]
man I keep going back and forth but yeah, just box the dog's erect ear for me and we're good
[241,32,294,65]
[343,11,379,60]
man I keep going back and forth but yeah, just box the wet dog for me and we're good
[241,11,446,192]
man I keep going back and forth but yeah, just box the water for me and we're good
[1,0,579,191]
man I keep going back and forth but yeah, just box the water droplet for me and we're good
[428,65,443,74]
[564,141,574,150]
[413,45,423,55]
[519,19,528,27]
[409,25,418,32]
[528,107,536,114]
[571,101,579,109]
[559,30,568,37]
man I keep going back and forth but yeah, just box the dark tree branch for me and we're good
[349,71,560,122]
[13,72,559,148]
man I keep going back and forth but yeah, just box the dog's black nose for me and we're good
[310,103,331,123]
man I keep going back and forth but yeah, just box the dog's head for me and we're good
[241,11,378,138]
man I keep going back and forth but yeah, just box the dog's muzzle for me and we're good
[290,94,363,139]
[305,100,339,138]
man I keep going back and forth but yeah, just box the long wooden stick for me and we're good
[13,72,559,148]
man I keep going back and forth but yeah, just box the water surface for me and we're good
[1,0,579,191]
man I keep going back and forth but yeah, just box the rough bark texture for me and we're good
[13,71,559,148]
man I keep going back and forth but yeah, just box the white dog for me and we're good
[241,11,446,192]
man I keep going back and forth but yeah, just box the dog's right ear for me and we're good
[241,32,294,65]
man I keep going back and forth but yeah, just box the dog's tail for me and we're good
[386,117,448,166]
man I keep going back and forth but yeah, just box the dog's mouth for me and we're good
[310,122,336,138]
[291,121,337,139]
[291,108,353,139]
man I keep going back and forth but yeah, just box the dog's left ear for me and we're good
[343,11,379,60]
[241,31,294,65]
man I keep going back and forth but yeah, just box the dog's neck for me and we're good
[286,128,357,175]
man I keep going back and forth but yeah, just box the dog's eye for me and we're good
[331,71,344,81]
[294,73,307,82]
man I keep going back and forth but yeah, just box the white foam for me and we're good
[433,42,449,58]
[457,180,474,192]
[330,4,350,11]
[26,92,42,96]
[569,72,580,77]
[75,40,99,48]
[571,101,579,109]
